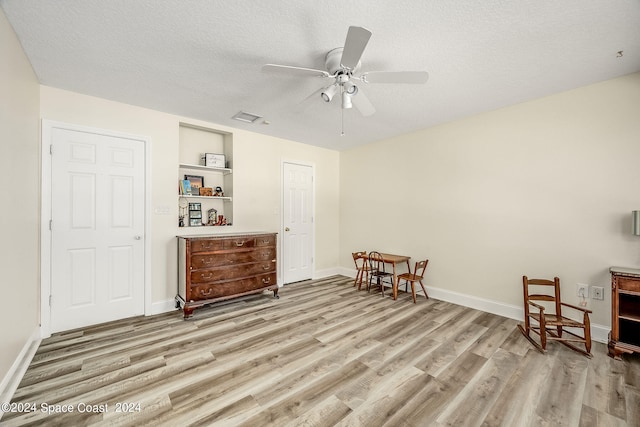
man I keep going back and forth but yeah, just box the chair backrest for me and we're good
[522,276,562,316]
[413,259,429,279]
[368,251,386,273]
[352,251,367,268]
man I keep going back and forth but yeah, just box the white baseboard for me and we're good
[150,299,178,315]
[313,267,344,280]
[0,327,41,418]
[337,268,609,344]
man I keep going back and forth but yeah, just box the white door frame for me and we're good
[40,120,152,338]
[280,160,316,283]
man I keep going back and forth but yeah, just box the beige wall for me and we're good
[39,86,340,305]
[0,9,40,387]
[340,72,640,326]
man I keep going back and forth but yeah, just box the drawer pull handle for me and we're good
[262,239,270,244]
[200,288,213,296]
[202,259,212,265]
[236,242,244,247]
[201,273,213,280]
[262,265,270,270]
[262,277,271,284]
[202,243,212,249]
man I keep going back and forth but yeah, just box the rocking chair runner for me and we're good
[518,276,592,358]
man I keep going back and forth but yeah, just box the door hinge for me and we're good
[50,144,53,155]
[49,219,52,230]
[49,295,52,306]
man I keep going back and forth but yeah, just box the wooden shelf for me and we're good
[179,163,232,175]
[178,195,232,202]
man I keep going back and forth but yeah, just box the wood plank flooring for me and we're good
[2,276,639,426]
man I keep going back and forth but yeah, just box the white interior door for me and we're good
[50,127,145,332]
[282,162,314,283]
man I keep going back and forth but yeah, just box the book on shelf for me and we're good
[180,179,192,196]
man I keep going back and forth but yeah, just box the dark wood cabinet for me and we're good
[608,266,640,359]
[176,232,278,318]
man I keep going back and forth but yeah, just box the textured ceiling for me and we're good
[2,0,639,151]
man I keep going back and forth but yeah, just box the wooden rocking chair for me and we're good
[518,276,592,358]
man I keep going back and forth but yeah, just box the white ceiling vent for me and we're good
[232,111,263,123]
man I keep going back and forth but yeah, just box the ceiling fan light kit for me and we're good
[342,91,353,109]
[321,84,338,102]
[262,25,429,135]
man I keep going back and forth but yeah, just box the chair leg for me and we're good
[418,280,429,299]
[354,268,361,288]
[517,323,546,354]
[584,313,592,354]
[410,281,417,303]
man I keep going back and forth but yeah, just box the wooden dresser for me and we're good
[608,266,640,359]
[176,232,278,318]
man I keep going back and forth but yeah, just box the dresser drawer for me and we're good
[618,277,640,293]
[224,236,256,249]
[190,239,225,253]
[191,248,275,269]
[190,261,276,283]
[255,234,276,247]
[189,273,277,301]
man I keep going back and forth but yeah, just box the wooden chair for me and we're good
[351,251,370,290]
[397,259,429,303]
[518,276,592,358]
[367,251,394,297]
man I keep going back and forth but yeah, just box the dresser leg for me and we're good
[607,342,624,360]
[273,289,280,299]
[183,306,195,319]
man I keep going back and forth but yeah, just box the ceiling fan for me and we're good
[262,26,429,133]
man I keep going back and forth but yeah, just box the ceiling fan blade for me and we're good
[361,71,429,84]
[340,26,372,70]
[297,86,326,110]
[262,64,330,78]
[352,88,376,117]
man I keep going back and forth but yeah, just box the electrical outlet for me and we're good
[576,284,589,298]
[592,286,604,300]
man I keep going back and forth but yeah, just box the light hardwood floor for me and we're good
[3,276,639,426]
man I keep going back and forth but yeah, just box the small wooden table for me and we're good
[361,252,411,300]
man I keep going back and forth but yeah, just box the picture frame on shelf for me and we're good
[189,218,202,226]
[184,174,204,190]
[204,153,226,168]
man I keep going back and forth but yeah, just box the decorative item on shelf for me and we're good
[178,197,189,227]
[199,187,213,197]
[203,153,226,168]
[216,214,227,226]
[184,174,204,193]
[180,179,192,196]
[188,202,202,226]
[207,208,218,226]
[214,186,224,197]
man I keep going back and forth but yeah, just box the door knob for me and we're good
[135,235,142,240]
[285,227,290,232]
